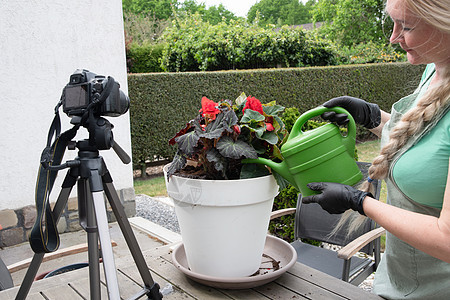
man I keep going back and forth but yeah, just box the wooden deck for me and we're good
[1,242,382,299]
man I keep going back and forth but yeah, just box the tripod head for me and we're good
[41,114,131,171]
[70,114,131,164]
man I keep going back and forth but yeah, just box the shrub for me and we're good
[159,14,337,72]
[336,41,406,65]
[269,184,299,242]
[127,42,165,73]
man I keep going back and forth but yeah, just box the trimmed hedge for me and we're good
[128,63,425,170]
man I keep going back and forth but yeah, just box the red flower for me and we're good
[243,96,264,115]
[265,122,274,131]
[233,125,241,134]
[265,116,274,131]
[200,97,220,120]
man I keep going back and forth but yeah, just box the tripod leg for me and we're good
[16,174,76,300]
[78,179,102,300]
[91,190,120,300]
[85,161,122,300]
[103,176,162,300]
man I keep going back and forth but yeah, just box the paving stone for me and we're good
[22,206,37,229]
[1,227,25,247]
[0,209,18,229]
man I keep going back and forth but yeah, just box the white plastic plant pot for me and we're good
[164,165,279,278]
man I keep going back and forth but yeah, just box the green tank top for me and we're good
[392,65,450,208]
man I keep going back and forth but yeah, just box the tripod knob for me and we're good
[92,117,114,150]
[68,141,77,150]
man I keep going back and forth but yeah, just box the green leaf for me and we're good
[273,115,285,130]
[235,92,247,106]
[202,112,226,139]
[202,109,238,138]
[272,144,283,160]
[243,124,265,139]
[175,130,200,156]
[272,170,291,191]
[241,109,265,123]
[216,136,258,159]
[240,163,271,179]
[221,109,238,133]
[166,152,186,180]
[206,148,227,176]
[263,104,285,116]
[251,138,267,155]
[260,130,279,145]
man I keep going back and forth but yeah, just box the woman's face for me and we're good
[386,0,450,67]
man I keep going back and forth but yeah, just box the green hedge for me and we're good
[128,63,425,170]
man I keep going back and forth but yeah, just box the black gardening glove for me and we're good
[321,96,381,129]
[302,182,373,215]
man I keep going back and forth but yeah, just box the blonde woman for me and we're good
[302,0,450,298]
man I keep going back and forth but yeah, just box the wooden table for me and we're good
[1,243,382,299]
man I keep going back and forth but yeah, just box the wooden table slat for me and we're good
[287,261,381,299]
[68,274,109,299]
[253,281,310,299]
[116,268,147,299]
[275,268,344,299]
[40,283,84,300]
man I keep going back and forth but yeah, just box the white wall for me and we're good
[0,0,133,210]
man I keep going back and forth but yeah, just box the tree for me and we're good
[203,4,238,25]
[123,0,238,25]
[247,0,315,27]
[122,0,178,20]
[312,0,391,47]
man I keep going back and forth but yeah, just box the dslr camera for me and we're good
[62,69,129,117]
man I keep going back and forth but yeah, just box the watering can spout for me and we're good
[243,158,298,189]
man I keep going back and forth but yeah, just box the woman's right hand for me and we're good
[322,96,381,129]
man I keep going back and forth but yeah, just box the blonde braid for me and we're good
[366,67,450,186]
[338,71,450,236]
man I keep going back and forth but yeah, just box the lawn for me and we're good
[133,175,167,197]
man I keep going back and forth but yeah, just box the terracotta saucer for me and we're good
[171,235,297,289]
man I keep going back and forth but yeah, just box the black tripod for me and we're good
[16,120,162,299]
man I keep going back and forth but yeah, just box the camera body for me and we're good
[62,69,129,117]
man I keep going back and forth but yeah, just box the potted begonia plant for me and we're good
[165,93,288,278]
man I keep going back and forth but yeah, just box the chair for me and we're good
[271,162,385,286]
[0,255,13,291]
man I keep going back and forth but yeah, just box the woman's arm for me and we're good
[363,157,450,262]
[369,110,391,138]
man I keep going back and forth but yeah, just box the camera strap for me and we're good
[29,109,79,253]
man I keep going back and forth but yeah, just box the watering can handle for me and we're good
[288,106,357,156]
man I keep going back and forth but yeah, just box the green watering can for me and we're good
[245,106,362,196]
